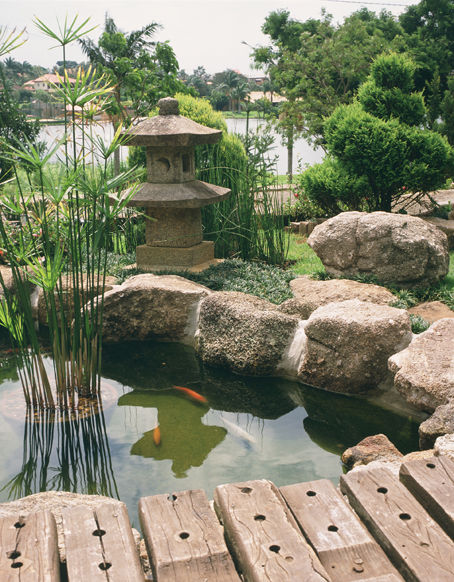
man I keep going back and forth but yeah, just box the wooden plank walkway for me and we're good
[1,455,454,581]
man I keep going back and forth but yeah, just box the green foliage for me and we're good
[175,92,227,131]
[302,53,453,213]
[119,259,296,304]
[409,314,430,334]
[0,64,40,180]
[253,9,403,146]
[297,156,371,214]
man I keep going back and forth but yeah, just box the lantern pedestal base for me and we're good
[136,240,216,271]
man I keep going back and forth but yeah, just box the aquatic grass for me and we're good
[0,18,140,409]
[1,403,118,499]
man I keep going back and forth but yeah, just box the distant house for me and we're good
[248,91,286,105]
[23,73,76,92]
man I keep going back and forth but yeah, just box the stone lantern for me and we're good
[123,97,231,271]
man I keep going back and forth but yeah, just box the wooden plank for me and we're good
[0,511,60,582]
[214,479,331,582]
[63,503,143,582]
[400,455,454,540]
[341,466,454,581]
[139,488,239,582]
[280,479,403,581]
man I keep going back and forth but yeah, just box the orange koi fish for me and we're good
[153,425,161,446]
[173,385,207,404]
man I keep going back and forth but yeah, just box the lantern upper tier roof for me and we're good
[123,97,222,147]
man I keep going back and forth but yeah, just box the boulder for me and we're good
[37,274,117,325]
[196,291,299,375]
[101,274,211,344]
[298,299,412,393]
[424,217,454,249]
[434,433,454,460]
[307,211,449,288]
[388,318,454,412]
[279,275,395,319]
[408,301,454,324]
[419,401,454,449]
[341,434,403,469]
[0,491,124,563]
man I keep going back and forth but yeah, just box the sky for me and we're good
[3,0,417,76]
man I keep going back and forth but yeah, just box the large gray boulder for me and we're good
[298,299,412,393]
[308,211,449,287]
[388,318,454,412]
[279,275,395,319]
[196,291,299,375]
[101,274,211,344]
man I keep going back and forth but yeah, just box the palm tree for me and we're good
[79,15,161,174]
[217,69,242,111]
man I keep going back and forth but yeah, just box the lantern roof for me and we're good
[123,97,222,147]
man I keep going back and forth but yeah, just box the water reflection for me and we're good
[103,340,422,461]
[1,403,118,500]
[119,391,226,478]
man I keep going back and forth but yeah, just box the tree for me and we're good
[399,0,454,140]
[299,53,452,214]
[0,29,40,180]
[79,14,185,173]
[211,69,248,111]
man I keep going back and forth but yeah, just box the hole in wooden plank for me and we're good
[377,487,388,494]
[254,514,266,521]
[285,556,294,562]
[99,562,112,571]
[306,490,317,497]
[328,525,338,532]
[241,487,252,494]
[426,462,436,469]
[269,545,280,553]
[399,513,411,520]
[92,529,106,537]
[14,522,25,528]
[168,494,177,501]
[7,551,21,559]
[420,542,429,547]
[11,562,23,569]
[179,532,190,539]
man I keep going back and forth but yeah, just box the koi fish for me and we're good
[153,425,161,446]
[218,415,257,445]
[173,385,207,404]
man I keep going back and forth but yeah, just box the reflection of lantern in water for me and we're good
[123,97,231,271]
[118,391,226,479]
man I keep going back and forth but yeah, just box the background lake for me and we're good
[39,118,324,176]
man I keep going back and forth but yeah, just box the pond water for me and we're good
[39,118,324,176]
[0,341,421,526]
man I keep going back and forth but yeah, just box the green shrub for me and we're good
[301,53,453,213]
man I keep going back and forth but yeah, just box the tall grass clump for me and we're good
[0,19,138,410]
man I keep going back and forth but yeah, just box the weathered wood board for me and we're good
[0,510,60,582]
[62,503,143,582]
[280,479,403,581]
[139,488,239,581]
[341,466,454,581]
[400,455,454,540]
[214,479,331,582]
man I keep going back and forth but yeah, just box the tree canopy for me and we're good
[299,53,453,214]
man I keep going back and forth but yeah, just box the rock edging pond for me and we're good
[99,271,454,448]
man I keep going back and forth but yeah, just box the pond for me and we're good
[0,340,421,526]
